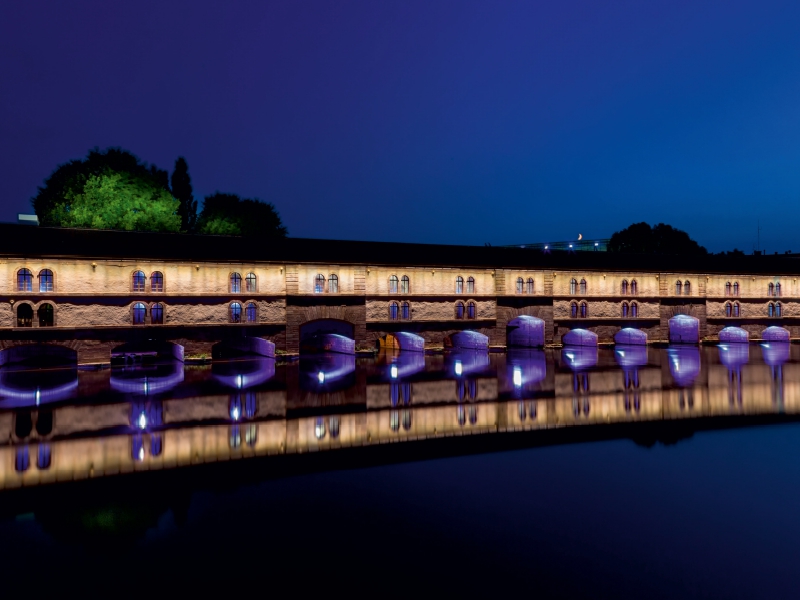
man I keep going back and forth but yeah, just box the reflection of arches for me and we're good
[212,338,275,360]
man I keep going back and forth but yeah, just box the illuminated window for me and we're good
[733,282,740,296]
[467,277,475,293]
[400,275,410,294]
[455,301,465,319]
[151,302,164,324]
[725,281,732,296]
[246,302,257,323]
[38,269,53,292]
[456,276,464,294]
[389,302,399,320]
[132,302,146,325]
[769,283,775,297]
[245,272,257,293]
[17,268,32,292]
[230,302,242,323]
[675,280,682,295]
[16,304,32,327]
[621,280,629,295]
[230,272,242,293]
[733,302,740,317]
[725,302,732,317]
[467,301,476,319]
[328,274,338,293]
[401,301,410,320]
[390,410,400,432]
[389,275,398,294]
[37,303,53,327]
[776,302,782,317]
[769,302,775,317]
[580,279,587,295]
[314,274,325,293]
[622,302,629,317]
[516,277,524,294]
[570,302,578,318]
[580,302,587,318]
[570,278,577,295]
[684,280,690,295]
[527,278,534,294]
[132,270,146,292]
[151,271,164,292]
[631,279,637,295]
[631,302,638,317]
[776,283,782,297]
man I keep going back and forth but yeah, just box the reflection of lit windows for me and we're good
[229,425,241,448]
[390,410,400,432]
[329,416,340,438]
[402,410,412,431]
[518,402,526,421]
[469,405,478,425]
[529,401,537,420]
[245,393,257,418]
[513,366,522,387]
[315,417,326,440]
[245,424,258,447]
[15,446,29,473]
[132,435,145,461]
[457,405,466,426]
[151,435,163,457]
[37,444,51,469]
[468,380,477,400]
[230,397,242,421]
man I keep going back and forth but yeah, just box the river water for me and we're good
[0,345,799,597]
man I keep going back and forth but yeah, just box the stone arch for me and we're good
[288,304,366,353]
[377,332,425,352]
[111,340,185,363]
[300,318,355,354]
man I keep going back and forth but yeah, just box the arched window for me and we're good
[526,278,534,294]
[725,282,732,296]
[401,275,410,294]
[570,278,577,295]
[16,304,32,327]
[455,276,464,294]
[389,302,399,320]
[37,303,53,327]
[467,277,475,293]
[389,275,399,294]
[733,282,739,296]
[314,274,325,294]
[17,268,32,292]
[675,280,682,295]
[246,302,257,323]
[631,302,638,317]
[776,302,782,317]
[230,273,242,293]
[725,302,732,317]
[15,447,29,473]
[769,283,775,297]
[733,302,740,317]
[230,302,242,323]
[621,280,629,296]
[455,301,465,319]
[622,302,629,317]
[769,303,775,317]
[151,302,164,325]
[631,279,638,295]
[467,301,476,319]
[579,279,587,295]
[580,302,588,318]
[132,270,146,292]
[328,274,338,293]
[401,301,410,320]
[570,302,578,318]
[245,272,257,293]
[684,281,691,295]
[132,302,146,325]
[150,271,164,292]
[776,283,782,297]
[38,269,53,292]
[516,277,524,294]
[37,444,51,470]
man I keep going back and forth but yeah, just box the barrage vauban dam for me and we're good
[0,222,799,365]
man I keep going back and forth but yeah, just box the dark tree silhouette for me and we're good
[197,192,288,238]
[608,222,707,255]
[171,157,197,232]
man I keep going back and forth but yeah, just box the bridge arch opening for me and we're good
[111,341,184,364]
[300,319,355,355]
[0,344,77,367]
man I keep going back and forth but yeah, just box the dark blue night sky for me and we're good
[2,1,800,251]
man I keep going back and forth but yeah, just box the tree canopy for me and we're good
[197,192,288,238]
[171,156,197,232]
[32,148,180,232]
[607,222,707,255]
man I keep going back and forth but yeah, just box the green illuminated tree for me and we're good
[197,192,287,238]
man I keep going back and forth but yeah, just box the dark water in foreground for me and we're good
[1,344,800,597]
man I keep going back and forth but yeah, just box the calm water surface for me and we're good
[1,345,799,597]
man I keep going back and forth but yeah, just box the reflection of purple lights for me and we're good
[213,357,276,389]
[668,346,701,387]
[761,343,790,367]
[562,346,597,371]
[506,349,546,387]
[301,353,356,389]
[386,351,426,380]
[0,367,78,408]
[445,349,490,377]
[719,327,749,343]
[110,362,184,395]
[614,345,648,369]
[507,315,545,348]
[718,344,750,369]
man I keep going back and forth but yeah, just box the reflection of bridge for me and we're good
[1,346,799,490]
